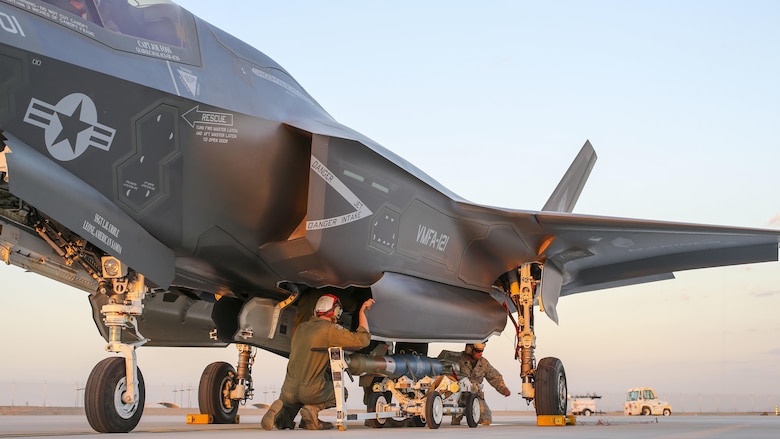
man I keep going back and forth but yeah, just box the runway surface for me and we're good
[1,411,778,439]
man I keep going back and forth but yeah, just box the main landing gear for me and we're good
[507,263,568,417]
[198,344,256,424]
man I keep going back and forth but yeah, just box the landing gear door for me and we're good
[539,263,563,324]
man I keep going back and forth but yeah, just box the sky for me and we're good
[2,0,780,413]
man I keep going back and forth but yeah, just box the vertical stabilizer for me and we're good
[541,140,597,212]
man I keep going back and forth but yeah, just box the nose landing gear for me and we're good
[85,272,149,433]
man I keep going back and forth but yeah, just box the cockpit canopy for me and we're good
[42,0,193,49]
[29,0,201,64]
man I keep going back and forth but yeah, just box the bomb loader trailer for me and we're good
[328,347,483,430]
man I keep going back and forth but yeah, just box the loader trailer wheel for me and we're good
[424,391,443,429]
[465,392,480,428]
[366,392,388,428]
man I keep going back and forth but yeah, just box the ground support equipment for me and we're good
[327,347,481,430]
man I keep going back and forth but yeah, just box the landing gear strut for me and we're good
[508,263,567,417]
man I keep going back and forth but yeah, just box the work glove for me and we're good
[500,387,511,397]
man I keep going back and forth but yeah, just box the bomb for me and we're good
[346,354,445,379]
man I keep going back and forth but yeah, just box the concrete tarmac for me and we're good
[1,410,778,439]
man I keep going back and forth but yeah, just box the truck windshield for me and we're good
[627,390,639,401]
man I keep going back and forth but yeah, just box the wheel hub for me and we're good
[113,377,138,419]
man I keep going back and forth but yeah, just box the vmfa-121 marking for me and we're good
[1,0,779,433]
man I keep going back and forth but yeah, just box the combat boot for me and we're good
[261,399,283,430]
[299,405,334,430]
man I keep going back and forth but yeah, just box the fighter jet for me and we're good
[1,0,778,433]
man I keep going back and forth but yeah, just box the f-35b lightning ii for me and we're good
[1,0,778,432]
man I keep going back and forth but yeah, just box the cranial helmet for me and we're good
[314,294,343,319]
[467,342,486,356]
[465,342,486,355]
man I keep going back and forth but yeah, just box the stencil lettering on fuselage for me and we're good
[416,224,450,252]
[306,156,373,230]
[82,212,122,255]
[23,93,116,161]
[0,12,25,37]
[182,105,239,145]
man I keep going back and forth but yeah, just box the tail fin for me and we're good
[541,140,597,212]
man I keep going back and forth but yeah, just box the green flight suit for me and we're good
[279,316,371,408]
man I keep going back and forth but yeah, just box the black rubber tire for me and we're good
[366,392,387,428]
[198,362,239,424]
[84,357,145,433]
[424,391,443,429]
[641,406,651,416]
[583,408,592,416]
[663,408,671,416]
[534,357,567,416]
[464,393,480,428]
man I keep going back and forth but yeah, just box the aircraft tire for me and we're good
[85,357,145,433]
[366,392,388,428]
[198,361,239,424]
[464,392,480,428]
[424,391,443,429]
[534,357,567,416]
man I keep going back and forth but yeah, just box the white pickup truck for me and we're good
[623,387,672,416]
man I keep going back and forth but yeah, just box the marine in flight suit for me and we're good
[261,294,374,430]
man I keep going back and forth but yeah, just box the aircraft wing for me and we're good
[535,211,779,297]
